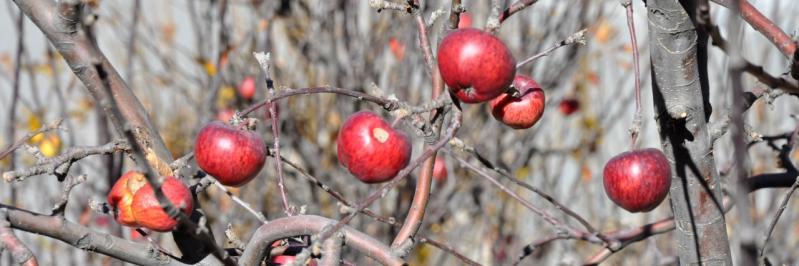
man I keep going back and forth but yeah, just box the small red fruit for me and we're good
[433,156,448,182]
[603,148,671,213]
[437,28,516,103]
[458,12,473,28]
[269,240,318,266]
[195,121,267,186]
[238,76,257,101]
[130,176,194,232]
[559,98,580,116]
[337,111,412,183]
[489,75,546,129]
[107,171,147,227]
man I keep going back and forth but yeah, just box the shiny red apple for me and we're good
[195,121,267,186]
[489,75,546,129]
[603,148,671,213]
[437,28,516,103]
[337,111,412,183]
[130,176,194,232]
[559,98,580,116]
[239,76,257,101]
[433,156,448,182]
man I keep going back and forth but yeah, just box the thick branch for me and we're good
[1,205,208,266]
[239,215,404,266]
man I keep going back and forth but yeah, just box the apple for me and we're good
[488,75,546,129]
[433,156,448,182]
[194,121,267,186]
[603,148,671,213]
[337,111,412,183]
[238,76,257,101]
[130,176,194,232]
[559,98,580,116]
[437,28,516,103]
[458,12,473,28]
[269,240,317,266]
[107,171,147,227]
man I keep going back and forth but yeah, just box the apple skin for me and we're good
[107,171,146,227]
[239,76,257,101]
[432,156,448,182]
[489,75,546,129]
[194,121,267,186]
[603,148,671,213]
[130,176,194,232]
[458,12,473,28]
[559,98,580,116]
[437,28,516,103]
[337,111,412,183]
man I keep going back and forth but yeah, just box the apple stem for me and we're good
[390,116,403,128]
[622,0,642,149]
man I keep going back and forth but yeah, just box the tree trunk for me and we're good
[647,0,733,264]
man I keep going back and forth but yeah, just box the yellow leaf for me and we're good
[203,61,217,76]
[39,134,61,158]
[593,20,616,44]
[27,112,44,144]
[217,86,236,108]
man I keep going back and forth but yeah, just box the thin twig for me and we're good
[212,179,267,223]
[620,0,642,149]
[253,51,292,215]
[497,0,541,25]
[51,174,87,215]
[0,119,63,161]
[443,148,603,246]
[271,153,400,227]
[3,139,129,182]
[516,29,587,69]
[419,237,481,266]
[760,124,799,255]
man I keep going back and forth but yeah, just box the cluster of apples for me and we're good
[107,171,193,232]
[436,20,672,213]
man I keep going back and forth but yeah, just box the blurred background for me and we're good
[1,0,798,265]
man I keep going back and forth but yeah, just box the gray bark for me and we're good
[647,0,733,264]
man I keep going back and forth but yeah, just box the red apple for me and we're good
[337,111,412,183]
[603,148,671,213]
[239,76,257,101]
[268,240,318,266]
[437,28,516,103]
[458,12,473,28]
[559,98,580,116]
[130,176,194,232]
[489,75,546,129]
[433,156,448,182]
[107,171,147,227]
[194,121,267,186]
